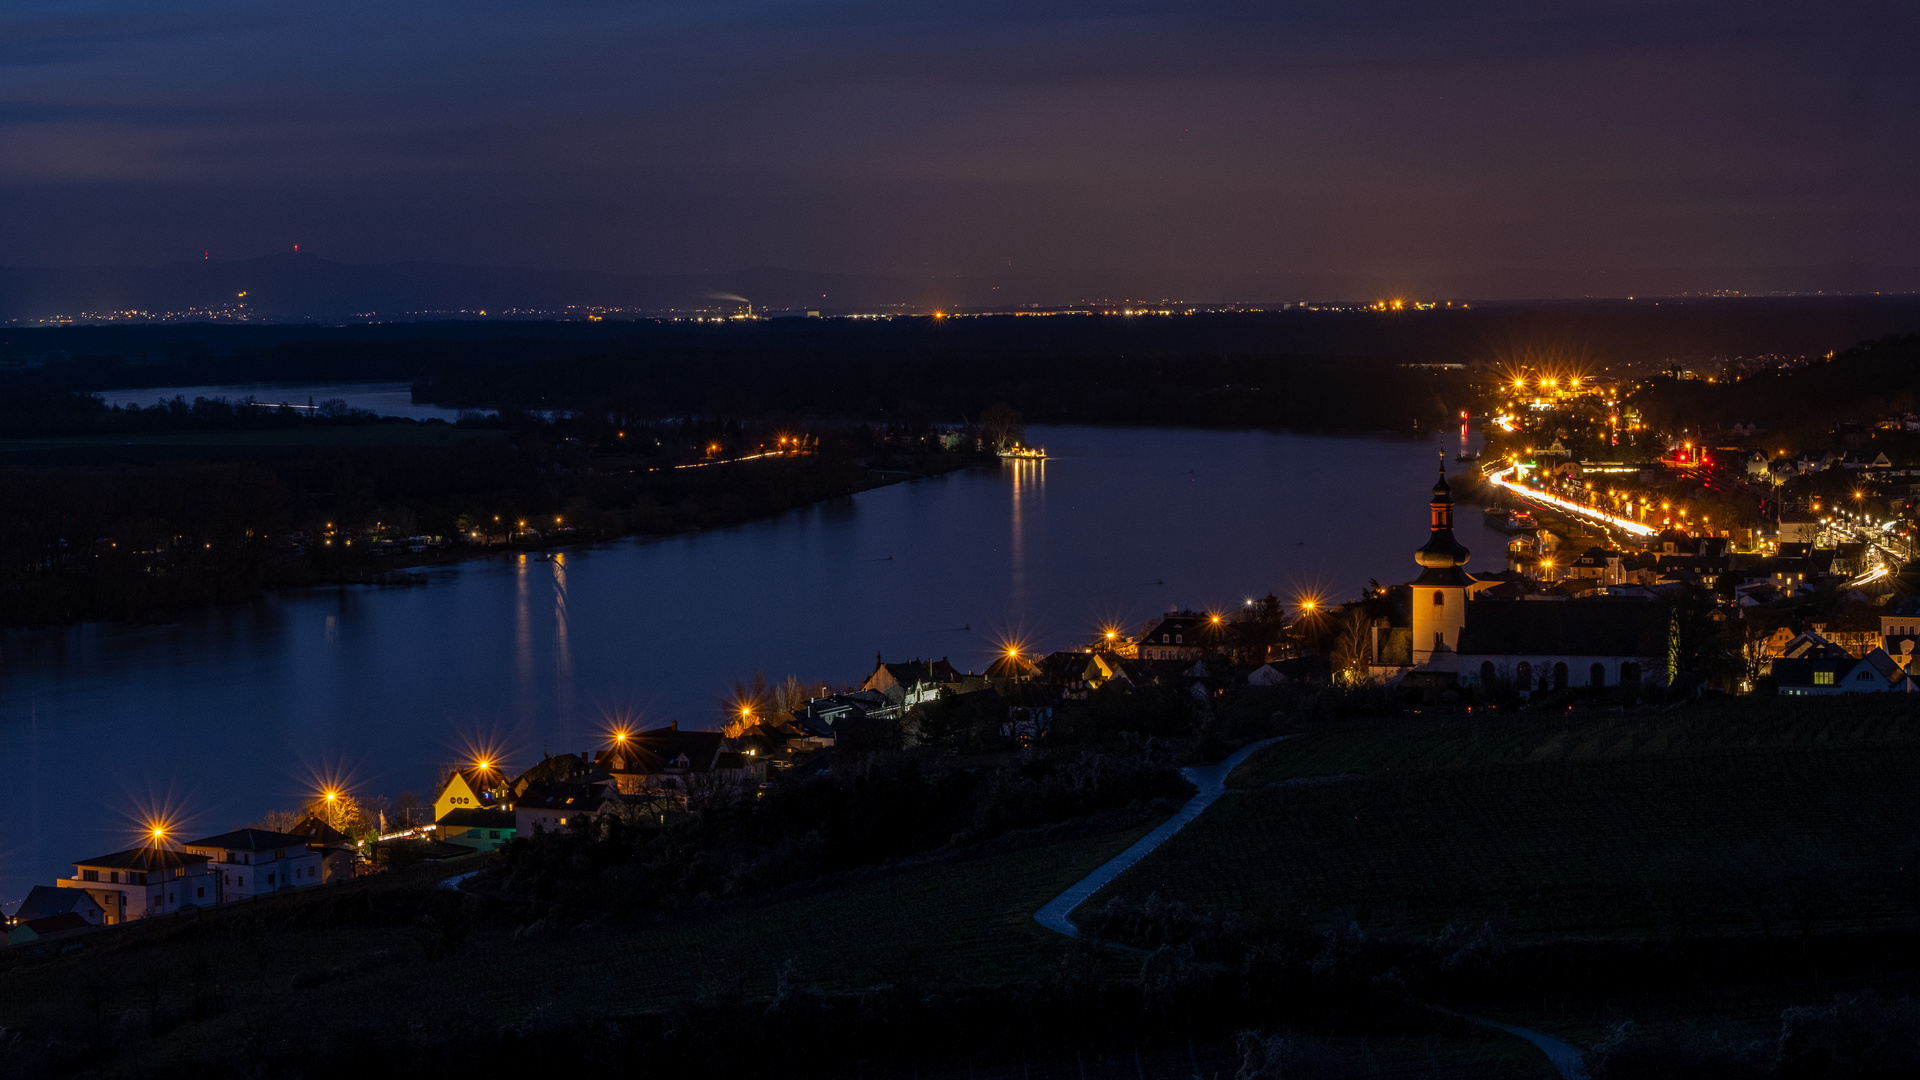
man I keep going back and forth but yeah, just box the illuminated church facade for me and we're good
[1368,468,1670,692]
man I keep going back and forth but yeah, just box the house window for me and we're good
[83,869,99,881]
[1162,634,1169,642]
[197,887,205,899]
[1434,632,1444,650]
[489,830,501,839]
[109,872,119,884]
[1433,590,1445,606]
[267,873,276,885]
[1813,671,1834,685]
[237,876,245,887]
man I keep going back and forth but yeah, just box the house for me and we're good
[1136,610,1222,660]
[13,885,106,927]
[510,753,596,796]
[281,815,359,883]
[1369,468,1670,691]
[1880,596,1920,641]
[438,808,517,851]
[180,829,325,902]
[983,649,1041,685]
[57,846,216,923]
[433,767,511,823]
[1566,547,1626,584]
[591,724,757,801]
[1774,648,1918,695]
[862,657,981,708]
[514,780,623,836]
[4,912,96,947]
[1778,512,1819,546]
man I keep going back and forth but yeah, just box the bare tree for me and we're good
[980,402,1024,451]
[1330,608,1372,685]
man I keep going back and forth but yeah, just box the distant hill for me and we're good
[0,254,926,323]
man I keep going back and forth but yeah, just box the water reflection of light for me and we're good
[552,552,572,748]
[514,553,532,681]
[1008,458,1045,612]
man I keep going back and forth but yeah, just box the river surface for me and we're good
[0,423,1499,906]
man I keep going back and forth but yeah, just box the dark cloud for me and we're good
[0,0,1914,297]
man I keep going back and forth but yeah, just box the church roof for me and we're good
[1409,566,1476,588]
[1456,599,1666,658]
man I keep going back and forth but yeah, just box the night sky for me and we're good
[3,2,1915,295]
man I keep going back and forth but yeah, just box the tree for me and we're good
[1329,608,1372,685]
[980,402,1024,451]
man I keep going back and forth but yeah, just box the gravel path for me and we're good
[1032,737,1283,937]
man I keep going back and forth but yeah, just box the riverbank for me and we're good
[0,434,987,628]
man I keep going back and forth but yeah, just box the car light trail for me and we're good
[1488,465,1658,536]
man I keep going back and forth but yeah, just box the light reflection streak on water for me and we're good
[552,552,572,749]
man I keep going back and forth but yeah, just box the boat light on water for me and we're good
[1488,465,1657,537]
[997,444,1047,460]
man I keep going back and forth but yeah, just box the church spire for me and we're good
[1415,456,1470,569]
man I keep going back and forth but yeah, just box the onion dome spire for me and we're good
[1415,454,1471,569]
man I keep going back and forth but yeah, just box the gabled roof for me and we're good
[281,816,352,846]
[595,726,726,774]
[182,828,315,853]
[511,753,593,793]
[1455,598,1665,658]
[22,913,93,936]
[74,846,213,872]
[1409,566,1476,588]
[515,780,616,813]
[866,658,960,691]
[15,885,101,922]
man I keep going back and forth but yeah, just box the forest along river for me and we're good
[0,423,1501,905]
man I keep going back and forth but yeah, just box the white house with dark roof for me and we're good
[179,829,324,902]
[58,846,216,923]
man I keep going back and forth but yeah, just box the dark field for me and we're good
[0,815,1561,1077]
[1103,700,1920,940]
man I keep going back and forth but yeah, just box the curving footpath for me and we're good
[1029,737,1591,1080]
[1484,1023,1589,1080]
[1033,736,1283,937]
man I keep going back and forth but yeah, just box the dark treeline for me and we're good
[0,388,381,438]
[8,298,1920,432]
[1636,332,1920,441]
[0,408,972,626]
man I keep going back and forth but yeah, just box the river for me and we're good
[0,422,1501,905]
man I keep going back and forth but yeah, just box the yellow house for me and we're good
[433,768,508,823]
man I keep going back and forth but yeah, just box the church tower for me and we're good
[1410,460,1473,667]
